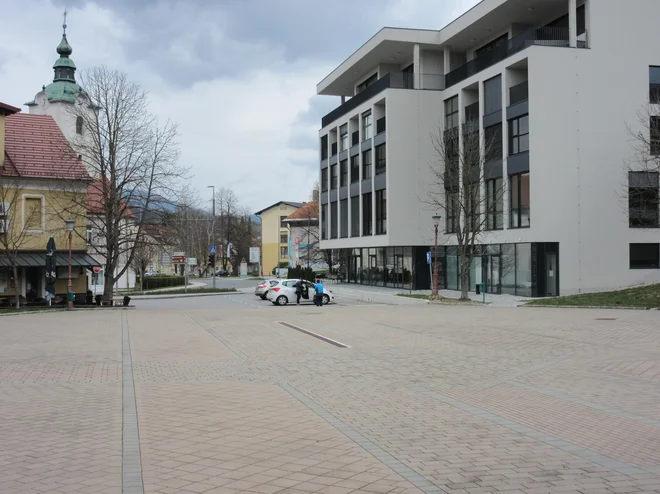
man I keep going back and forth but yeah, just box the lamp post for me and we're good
[65,219,75,310]
[431,214,441,298]
[208,185,216,288]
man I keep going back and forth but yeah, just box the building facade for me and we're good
[255,201,303,275]
[282,201,327,270]
[317,0,660,296]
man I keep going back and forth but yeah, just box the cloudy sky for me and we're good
[1,0,479,212]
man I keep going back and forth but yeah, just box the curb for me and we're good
[121,291,238,301]
[522,304,657,311]
[0,306,136,317]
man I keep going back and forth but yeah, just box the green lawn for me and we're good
[130,287,237,296]
[526,284,660,308]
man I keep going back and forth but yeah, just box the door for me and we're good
[351,255,360,283]
[487,255,501,294]
[546,252,558,296]
[394,255,404,288]
[369,255,377,285]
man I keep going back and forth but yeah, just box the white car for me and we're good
[266,279,334,306]
[255,279,279,300]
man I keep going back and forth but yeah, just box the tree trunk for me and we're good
[12,265,20,309]
[459,255,471,301]
[103,269,115,304]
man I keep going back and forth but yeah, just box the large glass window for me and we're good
[321,204,327,240]
[509,115,529,155]
[357,73,377,94]
[650,66,660,104]
[330,202,338,239]
[486,178,504,230]
[362,193,372,235]
[330,164,337,189]
[340,160,348,187]
[350,196,360,237]
[651,116,660,156]
[510,173,530,228]
[340,124,349,151]
[350,156,359,184]
[485,124,502,163]
[628,171,659,227]
[515,243,532,297]
[630,243,660,269]
[320,135,328,160]
[500,244,516,295]
[321,168,328,192]
[483,75,502,115]
[375,144,386,175]
[362,149,372,180]
[362,111,373,140]
[375,189,386,235]
[446,246,458,290]
[444,96,459,129]
[446,191,458,233]
[340,199,348,238]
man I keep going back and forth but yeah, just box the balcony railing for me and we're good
[509,81,529,106]
[446,26,587,88]
[331,142,338,156]
[322,72,446,128]
[464,102,479,121]
[376,117,386,134]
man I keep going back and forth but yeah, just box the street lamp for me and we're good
[431,214,441,298]
[208,185,216,288]
[65,219,75,310]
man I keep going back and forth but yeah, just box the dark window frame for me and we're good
[446,190,458,234]
[510,172,530,228]
[375,189,387,235]
[320,135,328,160]
[362,110,373,140]
[509,115,529,155]
[340,124,348,151]
[628,171,659,228]
[76,116,83,135]
[340,160,348,187]
[651,116,660,156]
[362,192,373,236]
[650,66,660,104]
[350,155,360,184]
[356,73,378,94]
[340,199,349,238]
[486,177,504,230]
[444,96,459,130]
[350,196,360,237]
[630,243,660,269]
[330,201,338,239]
[375,144,386,175]
[321,204,327,240]
[330,164,338,190]
[362,149,372,180]
[321,168,328,192]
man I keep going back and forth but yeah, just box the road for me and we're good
[2,302,660,493]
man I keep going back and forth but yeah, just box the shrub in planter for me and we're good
[142,275,185,290]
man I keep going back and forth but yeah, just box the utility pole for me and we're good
[208,186,216,288]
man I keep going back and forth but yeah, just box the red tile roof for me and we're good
[285,201,318,220]
[3,114,90,181]
[0,102,20,115]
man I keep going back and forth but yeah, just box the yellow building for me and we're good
[0,103,97,304]
[255,201,302,275]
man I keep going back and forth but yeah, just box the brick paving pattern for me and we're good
[1,302,660,493]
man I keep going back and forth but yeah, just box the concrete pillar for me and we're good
[413,43,421,89]
[341,95,346,104]
[444,47,452,75]
[568,0,577,47]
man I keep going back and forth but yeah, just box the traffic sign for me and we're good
[249,247,260,263]
[210,246,216,255]
[426,251,432,265]
[93,266,101,274]
[172,255,186,264]
[295,237,300,245]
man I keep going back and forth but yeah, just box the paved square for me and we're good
[1,300,660,493]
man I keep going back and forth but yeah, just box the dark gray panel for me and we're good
[507,100,529,120]
[320,159,328,170]
[350,144,360,157]
[374,132,386,146]
[361,179,373,193]
[329,154,338,165]
[321,191,329,204]
[330,189,338,202]
[339,186,349,200]
[361,139,372,152]
[483,110,502,128]
[507,151,530,175]
[374,173,386,191]
[350,183,360,197]
[484,160,503,179]
[339,149,349,161]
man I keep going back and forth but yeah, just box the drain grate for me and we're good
[277,321,350,348]
[595,317,617,321]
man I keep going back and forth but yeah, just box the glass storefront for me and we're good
[338,246,419,289]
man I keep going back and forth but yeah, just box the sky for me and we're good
[0,0,479,213]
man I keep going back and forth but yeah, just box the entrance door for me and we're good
[369,255,377,285]
[350,255,360,283]
[25,267,41,301]
[546,252,558,296]
[487,255,501,294]
[394,255,403,288]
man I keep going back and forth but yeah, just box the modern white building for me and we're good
[317,0,660,296]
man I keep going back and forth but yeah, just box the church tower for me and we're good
[25,12,93,151]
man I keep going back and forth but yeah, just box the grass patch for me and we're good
[526,284,660,308]
[131,287,237,296]
[0,306,65,315]
[397,293,432,300]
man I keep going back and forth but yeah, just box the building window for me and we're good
[444,96,459,130]
[650,66,660,104]
[280,233,288,244]
[357,73,377,94]
[321,168,328,192]
[651,116,660,156]
[351,196,359,237]
[483,75,502,115]
[376,117,386,134]
[339,160,348,187]
[23,196,44,231]
[340,124,348,151]
[320,135,328,160]
[330,164,338,189]
[321,204,327,240]
[330,202,338,239]
[629,171,659,227]
[362,149,372,180]
[446,191,458,233]
[76,116,83,135]
[375,144,386,175]
[485,124,502,163]
[351,130,359,146]
[630,243,659,269]
[86,227,94,244]
[340,199,348,238]
[280,246,288,258]
[350,156,359,183]
[486,178,503,230]
[510,172,530,228]
[280,215,288,228]
[509,115,529,155]
[331,142,338,156]
[375,189,386,235]
[362,193,372,235]
[362,111,373,140]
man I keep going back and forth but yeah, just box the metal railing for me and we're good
[376,117,386,134]
[509,81,529,106]
[446,26,587,88]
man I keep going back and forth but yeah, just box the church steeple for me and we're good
[53,10,76,83]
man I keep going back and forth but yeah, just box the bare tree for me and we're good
[54,66,187,302]
[129,231,161,291]
[425,118,505,300]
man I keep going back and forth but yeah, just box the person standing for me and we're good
[314,279,324,306]
[294,279,303,305]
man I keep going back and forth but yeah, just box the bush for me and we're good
[142,275,186,290]
[287,266,316,282]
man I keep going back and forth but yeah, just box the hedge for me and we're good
[287,266,317,282]
[141,275,186,290]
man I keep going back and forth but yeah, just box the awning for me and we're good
[0,253,100,268]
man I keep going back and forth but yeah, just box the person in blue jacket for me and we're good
[314,279,324,306]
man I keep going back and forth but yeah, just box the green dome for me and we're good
[57,35,73,56]
[54,56,76,69]
[44,81,85,103]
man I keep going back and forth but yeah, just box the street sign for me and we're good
[210,246,216,255]
[249,247,260,263]
[172,255,186,264]
[426,251,432,265]
[187,257,197,266]
[93,266,101,274]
